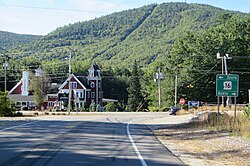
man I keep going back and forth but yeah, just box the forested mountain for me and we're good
[0,31,41,50]
[9,2,248,69]
[1,2,250,108]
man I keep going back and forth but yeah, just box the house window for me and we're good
[91,92,95,98]
[22,102,27,106]
[81,90,85,98]
[48,102,52,107]
[70,82,77,89]
[90,82,95,88]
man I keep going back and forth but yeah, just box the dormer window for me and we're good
[90,82,95,88]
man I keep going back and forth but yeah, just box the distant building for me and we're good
[8,63,103,111]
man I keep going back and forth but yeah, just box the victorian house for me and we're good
[8,63,103,111]
[58,63,102,110]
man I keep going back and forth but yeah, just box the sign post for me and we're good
[216,74,239,128]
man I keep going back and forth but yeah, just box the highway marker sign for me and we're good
[216,74,239,97]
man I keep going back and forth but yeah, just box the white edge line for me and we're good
[0,121,39,132]
[127,122,148,166]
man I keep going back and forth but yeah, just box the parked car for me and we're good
[170,106,179,115]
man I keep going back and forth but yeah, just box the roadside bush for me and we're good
[235,115,250,138]
[0,92,16,117]
[105,102,116,112]
[148,106,159,112]
[243,105,250,118]
[89,102,95,112]
[96,104,101,112]
[148,106,171,112]
[160,107,169,112]
[81,106,87,112]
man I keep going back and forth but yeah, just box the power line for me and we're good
[0,1,40,35]
[0,4,109,14]
[186,60,221,86]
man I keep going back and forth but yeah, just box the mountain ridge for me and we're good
[2,2,249,70]
[0,30,41,50]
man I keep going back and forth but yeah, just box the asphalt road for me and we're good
[0,113,185,166]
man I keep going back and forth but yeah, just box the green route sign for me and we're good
[216,74,239,97]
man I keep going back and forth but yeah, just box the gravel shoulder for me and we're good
[145,114,250,166]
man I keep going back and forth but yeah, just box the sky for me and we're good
[0,0,249,35]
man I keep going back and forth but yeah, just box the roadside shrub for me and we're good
[148,106,159,112]
[96,104,101,112]
[196,110,250,138]
[89,102,96,112]
[220,113,234,131]
[81,106,87,112]
[232,114,250,138]
[243,106,250,118]
[160,107,169,112]
[0,92,16,117]
[105,102,116,112]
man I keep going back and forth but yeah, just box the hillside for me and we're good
[5,2,250,70]
[1,2,250,107]
[0,31,41,50]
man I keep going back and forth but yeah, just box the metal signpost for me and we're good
[216,74,239,127]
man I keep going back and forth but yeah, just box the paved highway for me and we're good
[0,113,185,166]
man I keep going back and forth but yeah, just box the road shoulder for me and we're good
[144,114,250,166]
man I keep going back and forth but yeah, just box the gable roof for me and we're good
[76,75,90,89]
[8,80,22,94]
[58,74,87,90]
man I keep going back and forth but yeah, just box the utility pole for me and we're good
[174,74,177,107]
[223,54,232,106]
[217,53,232,106]
[155,67,164,108]
[4,55,7,91]
[68,49,72,115]
[2,54,9,92]
[158,67,161,108]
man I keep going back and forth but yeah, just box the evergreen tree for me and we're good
[0,92,16,116]
[127,60,145,111]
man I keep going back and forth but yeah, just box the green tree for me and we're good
[168,15,250,103]
[31,71,51,110]
[127,60,145,111]
[0,92,16,116]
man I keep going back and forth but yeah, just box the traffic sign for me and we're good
[216,74,239,97]
[180,98,185,105]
